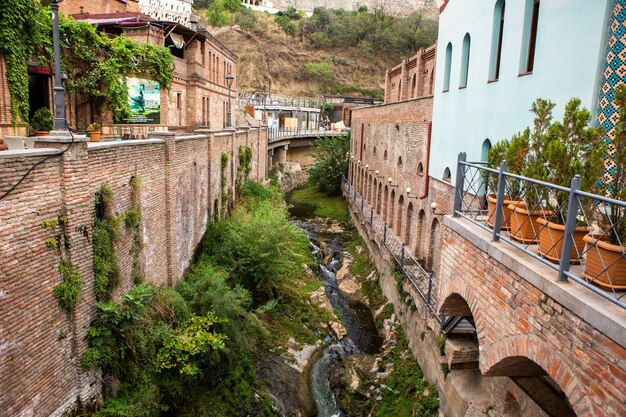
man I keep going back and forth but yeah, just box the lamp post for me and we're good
[225,73,234,128]
[51,0,67,132]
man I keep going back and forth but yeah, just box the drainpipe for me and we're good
[419,122,432,200]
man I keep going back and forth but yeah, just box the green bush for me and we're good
[304,62,334,85]
[30,107,53,131]
[53,261,83,310]
[307,133,350,195]
[274,14,297,35]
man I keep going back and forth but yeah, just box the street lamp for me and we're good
[51,0,67,132]
[225,73,234,128]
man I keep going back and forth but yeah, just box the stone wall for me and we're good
[385,45,437,103]
[0,128,267,416]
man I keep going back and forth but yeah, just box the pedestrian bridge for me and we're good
[267,128,346,165]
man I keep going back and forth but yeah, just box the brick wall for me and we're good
[385,45,436,103]
[0,127,267,416]
[350,97,454,273]
[60,0,140,15]
[438,218,626,417]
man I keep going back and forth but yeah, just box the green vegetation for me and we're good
[289,185,350,222]
[338,327,439,417]
[308,134,350,196]
[93,184,121,301]
[205,0,244,27]
[84,181,330,416]
[53,261,83,311]
[0,0,174,125]
[30,107,53,131]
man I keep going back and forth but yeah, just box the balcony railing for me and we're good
[268,127,344,141]
[342,176,443,323]
[453,152,626,309]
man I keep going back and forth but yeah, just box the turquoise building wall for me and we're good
[430,0,613,182]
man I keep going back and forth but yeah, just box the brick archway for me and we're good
[482,334,588,416]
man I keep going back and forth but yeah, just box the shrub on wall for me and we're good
[308,133,350,195]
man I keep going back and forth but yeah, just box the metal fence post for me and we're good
[492,160,508,242]
[370,207,373,225]
[453,152,467,217]
[558,175,582,282]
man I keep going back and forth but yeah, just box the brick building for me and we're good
[0,0,237,145]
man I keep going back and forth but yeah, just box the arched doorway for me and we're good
[396,195,404,238]
[406,202,414,249]
[389,189,396,228]
[383,185,389,220]
[427,218,440,273]
[416,209,426,259]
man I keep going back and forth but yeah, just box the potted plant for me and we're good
[508,99,554,244]
[30,107,54,136]
[584,85,626,289]
[87,123,102,142]
[535,98,604,263]
[486,132,529,230]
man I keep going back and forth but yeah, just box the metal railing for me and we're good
[342,176,443,323]
[268,127,344,141]
[453,152,626,309]
[240,97,323,109]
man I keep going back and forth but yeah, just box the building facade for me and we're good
[431,0,613,183]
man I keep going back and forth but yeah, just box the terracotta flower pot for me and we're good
[537,218,590,263]
[34,130,49,137]
[508,202,550,244]
[89,132,101,142]
[583,235,626,290]
[487,194,518,230]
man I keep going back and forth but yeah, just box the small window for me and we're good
[417,162,424,175]
[373,146,377,155]
[384,150,388,160]
[397,156,403,168]
[520,0,540,75]
[489,0,505,81]
[481,139,492,162]
[443,43,452,92]
[443,167,451,182]
[176,93,182,110]
[460,33,471,88]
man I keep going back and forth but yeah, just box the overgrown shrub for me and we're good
[308,133,350,195]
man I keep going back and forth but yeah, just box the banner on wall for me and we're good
[125,77,161,124]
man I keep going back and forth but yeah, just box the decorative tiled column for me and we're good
[597,0,626,185]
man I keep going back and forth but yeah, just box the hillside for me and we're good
[270,0,443,19]
[206,9,438,98]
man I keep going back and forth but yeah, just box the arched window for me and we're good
[428,218,440,272]
[460,33,471,88]
[416,210,426,259]
[481,139,492,162]
[417,162,424,175]
[376,181,383,214]
[411,74,417,97]
[397,156,403,168]
[443,42,452,92]
[520,0,540,74]
[489,0,506,81]
[389,189,396,228]
[405,202,414,249]
[398,80,402,101]
[443,167,452,182]
[396,195,404,238]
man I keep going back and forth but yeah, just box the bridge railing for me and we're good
[268,127,344,141]
[342,176,443,323]
[453,152,626,310]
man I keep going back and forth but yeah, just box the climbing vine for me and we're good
[220,153,230,216]
[44,210,83,311]
[0,0,174,125]
[93,183,121,301]
[128,175,144,285]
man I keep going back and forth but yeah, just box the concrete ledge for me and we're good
[87,139,165,150]
[175,135,208,142]
[33,134,88,143]
[214,132,234,138]
[147,131,176,137]
[443,216,626,348]
[0,148,63,158]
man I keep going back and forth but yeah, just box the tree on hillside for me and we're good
[308,134,350,195]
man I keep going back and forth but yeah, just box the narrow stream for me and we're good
[288,195,382,417]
